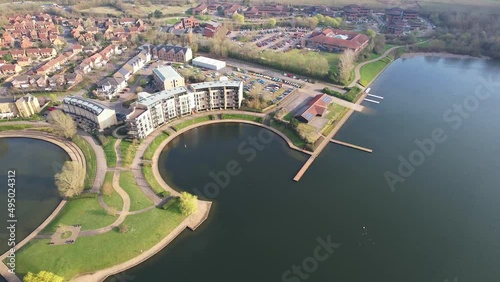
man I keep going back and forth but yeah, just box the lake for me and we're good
[115,56,500,281]
[0,138,69,255]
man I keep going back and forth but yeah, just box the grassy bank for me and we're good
[0,124,34,131]
[119,139,138,168]
[142,165,169,197]
[102,172,123,211]
[321,104,350,135]
[102,137,117,168]
[73,135,97,190]
[270,120,307,149]
[220,113,263,123]
[119,171,153,211]
[360,56,394,87]
[174,116,212,131]
[144,131,169,160]
[15,199,186,280]
[44,197,116,233]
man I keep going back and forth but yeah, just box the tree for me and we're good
[136,86,143,93]
[179,192,197,215]
[365,29,377,39]
[47,110,77,139]
[290,118,299,129]
[2,54,12,62]
[338,49,357,83]
[268,18,277,27]
[232,13,244,24]
[373,35,386,54]
[153,9,163,18]
[24,271,64,282]
[55,161,85,198]
[217,6,224,16]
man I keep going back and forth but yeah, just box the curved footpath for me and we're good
[0,130,86,282]
[79,130,107,193]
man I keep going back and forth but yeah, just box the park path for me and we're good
[348,41,431,88]
[79,130,107,193]
[348,45,402,88]
[79,139,130,237]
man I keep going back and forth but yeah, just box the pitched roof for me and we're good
[297,94,332,122]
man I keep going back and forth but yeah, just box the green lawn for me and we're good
[359,57,393,87]
[0,124,34,131]
[321,104,349,135]
[220,114,263,123]
[142,166,169,197]
[270,120,307,149]
[119,140,138,168]
[73,135,97,190]
[102,172,123,211]
[317,51,340,75]
[15,199,186,280]
[283,112,294,122]
[44,197,117,233]
[143,131,169,160]
[174,116,212,131]
[102,137,117,168]
[119,171,153,211]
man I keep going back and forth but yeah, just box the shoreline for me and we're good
[0,131,86,282]
[400,52,488,60]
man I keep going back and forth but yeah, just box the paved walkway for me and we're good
[79,130,107,193]
[0,130,86,282]
[79,139,131,237]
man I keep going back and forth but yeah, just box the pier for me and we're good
[293,93,367,182]
[364,98,380,104]
[367,94,384,99]
[330,139,373,153]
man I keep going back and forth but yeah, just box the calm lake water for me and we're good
[118,56,498,282]
[0,138,69,255]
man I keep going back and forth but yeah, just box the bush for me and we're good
[116,224,129,233]
[69,193,98,200]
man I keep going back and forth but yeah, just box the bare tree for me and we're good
[55,161,85,198]
[47,110,77,139]
[338,50,357,83]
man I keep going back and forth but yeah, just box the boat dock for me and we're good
[364,98,380,104]
[330,139,373,153]
[293,92,368,182]
[367,94,384,99]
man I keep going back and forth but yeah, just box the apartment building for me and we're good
[152,66,185,90]
[127,81,243,139]
[62,96,117,131]
[0,94,41,119]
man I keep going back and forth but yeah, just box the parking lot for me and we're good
[231,28,312,52]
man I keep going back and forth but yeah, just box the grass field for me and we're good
[119,171,153,211]
[44,197,116,233]
[15,199,186,280]
[142,166,169,197]
[102,137,117,168]
[143,131,169,160]
[321,104,349,135]
[102,172,123,211]
[73,136,97,190]
[0,124,34,131]
[360,56,393,87]
[221,114,263,123]
[174,116,212,131]
[79,6,122,16]
[119,139,138,168]
[317,51,340,75]
[270,120,307,149]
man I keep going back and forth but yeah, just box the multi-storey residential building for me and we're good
[152,66,185,90]
[62,96,117,131]
[151,44,193,63]
[0,94,41,119]
[127,81,244,139]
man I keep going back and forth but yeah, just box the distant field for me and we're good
[79,6,122,16]
[122,3,192,17]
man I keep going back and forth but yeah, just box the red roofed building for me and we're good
[204,21,222,38]
[192,3,208,15]
[295,94,333,123]
[306,29,370,53]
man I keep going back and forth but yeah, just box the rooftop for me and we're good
[63,96,113,116]
[192,56,225,66]
[153,66,183,82]
[190,80,242,90]
[137,87,189,107]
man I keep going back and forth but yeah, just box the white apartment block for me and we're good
[63,96,118,131]
[152,66,185,90]
[127,81,243,139]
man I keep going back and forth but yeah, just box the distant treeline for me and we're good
[416,11,500,58]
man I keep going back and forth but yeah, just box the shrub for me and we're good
[116,224,129,233]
